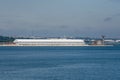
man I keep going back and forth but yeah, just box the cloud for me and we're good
[109,0,120,2]
[115,13,120,16]
[59,25,69,29]
[104,13,120,22]
[104,17,112,22]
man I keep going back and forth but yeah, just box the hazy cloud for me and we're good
[109,0,120,2]
[59,25,69,29]
[104,13,120,22]
[0,0,120,37]
[104,17,112,22]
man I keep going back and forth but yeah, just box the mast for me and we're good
[101,35,105,45]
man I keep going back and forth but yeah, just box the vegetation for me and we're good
[0,36,15,42]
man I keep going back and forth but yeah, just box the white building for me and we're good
[13,39,86,46]
[116,40,120,43]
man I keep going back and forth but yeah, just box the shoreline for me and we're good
[0,44,113,47]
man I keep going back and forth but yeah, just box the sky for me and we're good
[0,0,120,38]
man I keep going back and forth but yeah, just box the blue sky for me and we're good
[0,0,120,37]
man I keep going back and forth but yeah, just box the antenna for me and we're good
[101,35,105,45]
[102,35,105,39]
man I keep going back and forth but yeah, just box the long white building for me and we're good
[13,39,86,46]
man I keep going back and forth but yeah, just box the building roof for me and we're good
[14,39,84,43]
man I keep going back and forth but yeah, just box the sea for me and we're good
[0,46,120,80]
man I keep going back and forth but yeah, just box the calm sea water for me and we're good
[0,46,120,80]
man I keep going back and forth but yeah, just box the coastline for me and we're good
[0,44,113,47]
